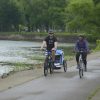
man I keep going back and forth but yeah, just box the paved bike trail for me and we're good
[0,58,100,100]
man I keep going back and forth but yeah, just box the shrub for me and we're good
[95,40,100,50]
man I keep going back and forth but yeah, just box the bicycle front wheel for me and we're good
[63,60,67,72]
[50,62,54,74]
[79,68,83,78]
[44,61,48,76]
[79,62,84,78]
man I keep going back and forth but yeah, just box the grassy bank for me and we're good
[87,87,100,100]
[0,32,100,43]
[95,40,100,51]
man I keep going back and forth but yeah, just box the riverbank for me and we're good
[0,51,100,92]
[0,33,78,43]
[0,32,99,43]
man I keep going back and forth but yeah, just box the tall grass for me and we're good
[95,40,100,51]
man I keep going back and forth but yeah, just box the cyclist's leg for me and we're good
[44,57,48,69]
[76,52,80,68]
[52,50,56,62]
[51,49,56,68]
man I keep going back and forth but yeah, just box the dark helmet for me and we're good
[48,30,54,34]
[79,34,85,38]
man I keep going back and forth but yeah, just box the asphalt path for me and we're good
[0,58,100,100]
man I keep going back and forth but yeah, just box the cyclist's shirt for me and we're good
[44,36,57,51]
[75,40,89,52]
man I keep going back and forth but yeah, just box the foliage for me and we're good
[95,40,100,50]
[0,0,99,36]
[65,0,100,34]
[65,0,94,32]
[0,0,22,31]
[11,0,66,32]
[87,87,100,100]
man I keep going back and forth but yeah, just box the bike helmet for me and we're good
[48,30,54,34]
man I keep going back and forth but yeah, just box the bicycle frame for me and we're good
[44,51,54,76]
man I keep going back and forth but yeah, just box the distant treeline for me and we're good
[0,0,99,35]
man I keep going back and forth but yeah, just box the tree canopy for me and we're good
[0,0,99,34]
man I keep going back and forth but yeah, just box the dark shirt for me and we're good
[44,36,57,51]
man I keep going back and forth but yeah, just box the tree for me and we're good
[12,0,67,32]
[0,0,22,31]
[93,0,100,5]
[93,3,100,33]
[65,0,94,33]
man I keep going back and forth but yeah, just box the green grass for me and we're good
[95,40,100,51]
[0,61,40,71]
[13,63,34,71]
[30,44,96,62]
[0,32,87,37]
[30,55,45,61]
[87,87,100,100]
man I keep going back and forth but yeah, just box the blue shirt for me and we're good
[75,39,89,52]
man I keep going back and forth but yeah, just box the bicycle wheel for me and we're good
[50,62,54,74]
[44,61,48,76]
[79,62,84,78]
[79,68,83,78]
[63,60,67,72]
[84,65,87,72]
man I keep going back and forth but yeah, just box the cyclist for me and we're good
[74,35,89,70]
[40,30,58,65]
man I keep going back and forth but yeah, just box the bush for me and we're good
[95,40,100,51]
[86,34,100,42]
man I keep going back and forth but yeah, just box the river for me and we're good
[0,40,74,77]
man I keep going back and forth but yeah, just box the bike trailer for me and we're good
[54,49,64,68]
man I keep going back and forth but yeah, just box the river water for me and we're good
[0,40,74,76]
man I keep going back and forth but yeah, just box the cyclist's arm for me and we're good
[41,41,46,50]
[74,41,79,52]
[85,40,90,53]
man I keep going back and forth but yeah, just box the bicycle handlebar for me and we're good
[79,50,84,53]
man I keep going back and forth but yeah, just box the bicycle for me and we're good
[78,51,85,78]
[63,60,67,72]
[44,50,54,76]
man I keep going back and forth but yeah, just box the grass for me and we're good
[30,44,96,61]
[30,55,45,61]
[58,46,75,60]
[0,32,89,37]
[13,63,34,71]
[0,61,42,72]
[87,87,100,100]
[95,40,100,51]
